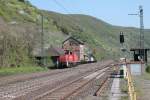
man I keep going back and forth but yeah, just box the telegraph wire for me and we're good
[53,0,71,14]
[52,0,101,45]
[52,0,85,33]
[52,0,95,30]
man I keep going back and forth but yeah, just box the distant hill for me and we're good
[0,0,150,67]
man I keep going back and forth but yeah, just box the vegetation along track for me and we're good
[0,60,113,100]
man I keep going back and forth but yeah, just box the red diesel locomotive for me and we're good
[56,50,96,68]
[57,50,79,68]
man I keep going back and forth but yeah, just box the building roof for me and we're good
[62,36,84,45]
[33,46,64,57]
[46,46,64,56]
[130,48,150,51]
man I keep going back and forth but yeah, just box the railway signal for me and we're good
[119,31,126,53]
[120,31,124,44]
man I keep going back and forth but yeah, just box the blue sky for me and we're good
[29,0,150,28]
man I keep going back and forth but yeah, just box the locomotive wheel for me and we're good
[72,63,77,67]
[59,63,63,69]
[56,61,64,69]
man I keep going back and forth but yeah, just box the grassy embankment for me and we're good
[0,66,48,76]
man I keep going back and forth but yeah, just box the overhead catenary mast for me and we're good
[139,6,144,50]
[139,6,145,61]
[129,5,145,61]
[129,6,144,49]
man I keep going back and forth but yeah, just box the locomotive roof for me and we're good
[62,36,84,45]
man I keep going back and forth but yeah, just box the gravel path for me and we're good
[109,77,121,100]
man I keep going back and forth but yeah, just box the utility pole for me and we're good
[41,14,44,66]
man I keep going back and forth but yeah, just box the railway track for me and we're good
[0,60,113,87]
[0,69,70,87]
[95,77,112,96]
[34,66,111,100]
[0,61,114,100]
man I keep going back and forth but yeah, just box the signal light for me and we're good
[120,32,124,43]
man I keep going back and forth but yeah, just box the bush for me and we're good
[146,65,150,73]
[18,0,25,3]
